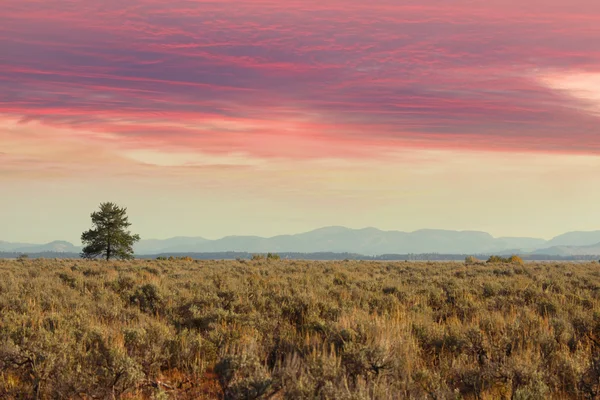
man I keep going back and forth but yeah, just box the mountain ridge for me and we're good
[3,227,600,256]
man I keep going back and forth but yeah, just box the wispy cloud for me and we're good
[1,0,600,173]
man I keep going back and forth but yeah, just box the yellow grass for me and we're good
[0,258,599,399]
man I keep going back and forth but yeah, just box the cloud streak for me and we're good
[2,0,600,171]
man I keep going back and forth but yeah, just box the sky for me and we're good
[2,0,600,244]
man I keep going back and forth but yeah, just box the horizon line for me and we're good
[4,225,600,245]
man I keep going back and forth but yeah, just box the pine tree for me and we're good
[81,202,141,260]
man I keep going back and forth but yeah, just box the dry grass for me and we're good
[1,258,599,399]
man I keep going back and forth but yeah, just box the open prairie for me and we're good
[1,259,599,399]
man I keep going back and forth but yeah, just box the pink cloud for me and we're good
[1,0,600,164]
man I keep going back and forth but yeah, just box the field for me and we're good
[1,259,600,399]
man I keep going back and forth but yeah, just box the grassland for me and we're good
[1,259,600,399]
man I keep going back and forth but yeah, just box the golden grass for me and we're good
[0,258,599,399]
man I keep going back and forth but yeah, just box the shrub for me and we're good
[507,255,525,265]
[165,256,193,262]
[465,255,480,265]
[266,253,281,261]
[1,258,599,399]
[487,254,524,265]
[487,255,506,264]
[130,283,164,314]
[215,353,277,400]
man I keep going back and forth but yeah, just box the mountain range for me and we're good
[2,227,600,256]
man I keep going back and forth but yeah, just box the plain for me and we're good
[1,259,599,399]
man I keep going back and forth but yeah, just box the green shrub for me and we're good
[266,253,281,261]
[130,283,164,314]
[215,353,277,400]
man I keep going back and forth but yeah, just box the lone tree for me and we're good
[81,202,140,260]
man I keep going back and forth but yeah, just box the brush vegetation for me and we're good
[1,259,599,399]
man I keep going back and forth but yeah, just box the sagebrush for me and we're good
[0,259,599,399]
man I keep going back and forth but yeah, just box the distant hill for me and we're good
[133,236,209,254]
[0,240,81,254]
[130,227,550,255]
[132,227,546,255]
[532,242,600,257]
[494,237,547,251]
[0,240,37,252]
[4,227,600,257]
[545,231,600,247]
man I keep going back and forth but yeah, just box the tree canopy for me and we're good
[81,202,140,260]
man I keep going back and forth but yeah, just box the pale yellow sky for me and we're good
[2,27,600,246]
[2,118,600,244]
